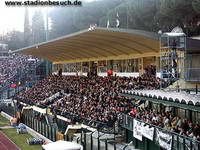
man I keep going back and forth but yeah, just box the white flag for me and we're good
[117,12,119,18]
[116,12,120,28]
[107,19,110,28]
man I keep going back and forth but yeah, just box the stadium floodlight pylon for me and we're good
[160,32,186,89]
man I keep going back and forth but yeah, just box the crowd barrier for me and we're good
[22,114,57,142]
[22,113,122,150]
[0,105,15,117]
[121,113,200,150]
[55,108,116,134]
[63,131,119,150]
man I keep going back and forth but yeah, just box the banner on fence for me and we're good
[156,128,172,150]
[141,124,154,141]
[133,119,143,141]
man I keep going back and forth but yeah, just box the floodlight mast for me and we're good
[159,32,186,89]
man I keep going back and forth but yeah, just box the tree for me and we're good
[24,8,31,47]
[192,0,200,13]
[155,0,199,33]
[3,31,24,50]
[49,0,123,38]
[49,7,78,39]
[32,9,46,44]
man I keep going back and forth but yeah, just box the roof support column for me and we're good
[139,57,144,76]
[97,61,100,74]
[156,57,160,73]
[80,62,83,76]
[89,61,91,73]
[107,60,113,70]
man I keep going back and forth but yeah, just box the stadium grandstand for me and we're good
[1,27,200,150]
[0,44,49,99]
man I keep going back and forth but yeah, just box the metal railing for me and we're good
[22,114,57,142]
[63,131,119,150]
[14,99,119,135]
[55,108,116,134]
[14,97,35,106]
[120,113,200,150]
[22,113,123,150]
[0,104,15,117]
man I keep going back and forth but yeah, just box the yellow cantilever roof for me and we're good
[12,27,160,64]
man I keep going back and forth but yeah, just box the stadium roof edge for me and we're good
[11,27,161,64]
[121,93,200,112]
[11,28,91,53]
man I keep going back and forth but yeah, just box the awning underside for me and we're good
[13,28,160,64]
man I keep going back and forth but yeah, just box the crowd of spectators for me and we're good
[144,65,156,78]
[16,73,161,125]
[15,65,200,140]
[17,75,64,104]
[129,107,200,141]
[63,63,81,72]
[0,53,39,88]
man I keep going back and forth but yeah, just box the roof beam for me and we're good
[90,32,159,52]
[54,42,106,58]
[45,45,92,59]
[57,40,118,57]
[54,52,159,64]
[77,34,143,54]
[68,37,132,55]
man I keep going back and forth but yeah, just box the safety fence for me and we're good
[55,108,116,134]
[22,113,125,150]
[121,113,200,150]
[0,105,15,117]
[63,131,122,150]
[22,114,57,142]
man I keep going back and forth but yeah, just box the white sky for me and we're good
[0,0,96,34]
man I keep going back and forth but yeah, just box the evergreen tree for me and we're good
[193,0,200,13]
[49,7,78,39]
[4,30,24,50]
[24,8,31,47]
[32,9,46,44]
